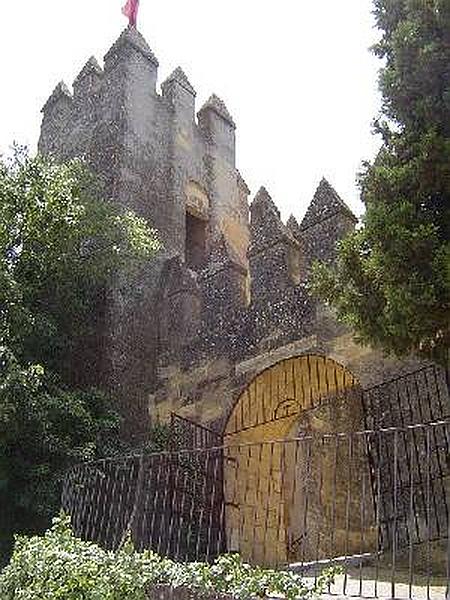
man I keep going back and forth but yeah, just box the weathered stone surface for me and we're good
[198,94,236,129]
[300,178,358,268]
[301,177,357,230]
[37,26,448,447]
[38,27,248,438]
[162,67,196,97]
[39,26,450,571]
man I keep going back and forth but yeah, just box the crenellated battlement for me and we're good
[198,94,236,130]
[300,177,358,266]
[42,80,73,113]
[104,25,159,69]
[161,67,196,98]
[39,26,236,165]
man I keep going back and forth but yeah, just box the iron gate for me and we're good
[61,365,450,599]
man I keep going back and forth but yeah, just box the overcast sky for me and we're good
[0,0,382,221]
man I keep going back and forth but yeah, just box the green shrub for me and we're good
[0,515,340,600]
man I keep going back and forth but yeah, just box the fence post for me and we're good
[119,453,145,549]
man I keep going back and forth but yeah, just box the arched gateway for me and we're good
[223,354,376,566]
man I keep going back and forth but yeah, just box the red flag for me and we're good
[122,0,140,26]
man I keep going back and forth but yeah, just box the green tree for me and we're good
[311,0,450,362]
[0,149,160,561]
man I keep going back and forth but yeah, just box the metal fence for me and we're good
[62,420,450,599]
[169,412,223,450]
[363,365,450,431]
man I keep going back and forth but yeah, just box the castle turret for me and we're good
[103,25,159,90]
[69,57,104,156]
[94,27,163,218]
[198,94,236,166]
[73,56,103,98]
[249,187,303,296]
[300,178,358,267]
[196,95,248,273]
[39,81,73,155]
[161,67,198,258]
[162,67,196,120]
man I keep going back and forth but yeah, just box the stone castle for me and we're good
[41,25,450,568]
[38,25,446,445]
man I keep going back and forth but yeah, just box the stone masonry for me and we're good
[40,26,450,570]
[38,26,449,440]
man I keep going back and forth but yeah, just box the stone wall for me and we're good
[38,24,450,576]
[38,25,449,444]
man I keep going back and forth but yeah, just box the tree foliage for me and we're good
[0,150,160,561]
[311,0,450,362]
[0,515,339,600]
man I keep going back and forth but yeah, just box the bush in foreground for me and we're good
[0,515,339,599]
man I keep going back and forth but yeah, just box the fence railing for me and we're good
[169,412,223,450]
[62,420,450,600]
[363,365,450,431]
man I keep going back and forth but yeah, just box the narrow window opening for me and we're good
[185,211,207,270]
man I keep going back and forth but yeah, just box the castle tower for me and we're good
[38,26,250,438]
[40,82,73,157]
